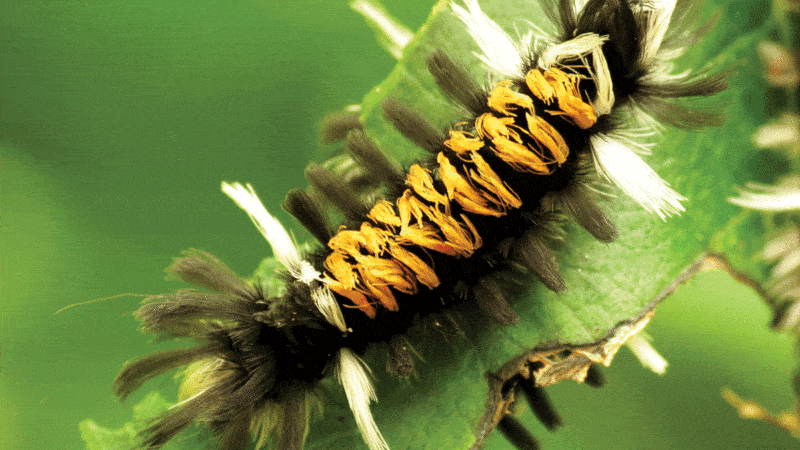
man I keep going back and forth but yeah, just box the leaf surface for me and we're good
[299,0,774,448]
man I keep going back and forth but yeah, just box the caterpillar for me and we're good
[113,0,727,449]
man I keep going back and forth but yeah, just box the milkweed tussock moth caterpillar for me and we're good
[113,0,727,449]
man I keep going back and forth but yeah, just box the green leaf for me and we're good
[79,391,211,450]
[79,392,170,450]
[293,0,777,448]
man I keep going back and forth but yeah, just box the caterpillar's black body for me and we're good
[114,0,727,449]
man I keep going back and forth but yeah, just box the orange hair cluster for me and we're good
[324,66,597,318]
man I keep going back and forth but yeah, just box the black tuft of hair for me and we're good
[559,183,618,243]
[518,378,563,431]
[585,364,606,388]
[634,95,726,128]
[427,49,488,116]
[640,69,730,99]
[577,0,643,84]
[169,249,256,298]
[386,334,415,377]
[515,231,566,292]
[382,97,447,155]
[320,110,362,144]
[474,278,521,325]
[114,343,225,400]
[283,188,334,245]
[497,415,540,450]
[305,163,372,221]
[346,129,405,187]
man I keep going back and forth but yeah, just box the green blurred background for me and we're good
[1,0,798,449]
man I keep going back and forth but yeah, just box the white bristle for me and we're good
[451,0,526,78]
[336,348,390,450]
[312,286,348,333]
[625,333,668,375]
[640,0,677,65]
[729,181,800,212]
[752,113,800,150]
[590,134,686,219]
[222,182,320,283]
[757,41,800,88]
[538,32,606,68]
[762,230,800,262]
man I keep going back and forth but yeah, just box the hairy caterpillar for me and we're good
[113,0,727,449]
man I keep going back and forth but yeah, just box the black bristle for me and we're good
[386,334,415,377]
[305,163,371,221]
[516,232,566,292]
[560,184,618,243]
[218,356,277,419]
[474,278,520,325]
[381,97,446,154]
[283,188,334,245]
[142,389,211,448]
[518,378,563,431]
[497,415,539,450]
[585,364,605,388]
[426,50,486,115]
[136,291,254,337]
[275,391,311,450]
[114,343,223,400]
[641,68,731,98]
[346,129,405,186]
[320,110,362,144]
[633,95,725,128]
[169,249,256,298]
[215,415,251,450]
[321,153,369,185]
[576,0,643,99]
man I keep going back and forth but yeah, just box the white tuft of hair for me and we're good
[640,0,678,65]
[222,182,319,283]
[538,33,606,68]
[729,180,800,212]
[336,348,390,450]
[590,134,685,219]
[312,285,348,333]
[772,247,800,280]
[763,229,800,262]
[752,113,800,149]
[451,0,526,78]
[758,42,800,88]
[625,333,668,375]
[538,33,615,116]
[221,184,346,328]
[588,38,615,116]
